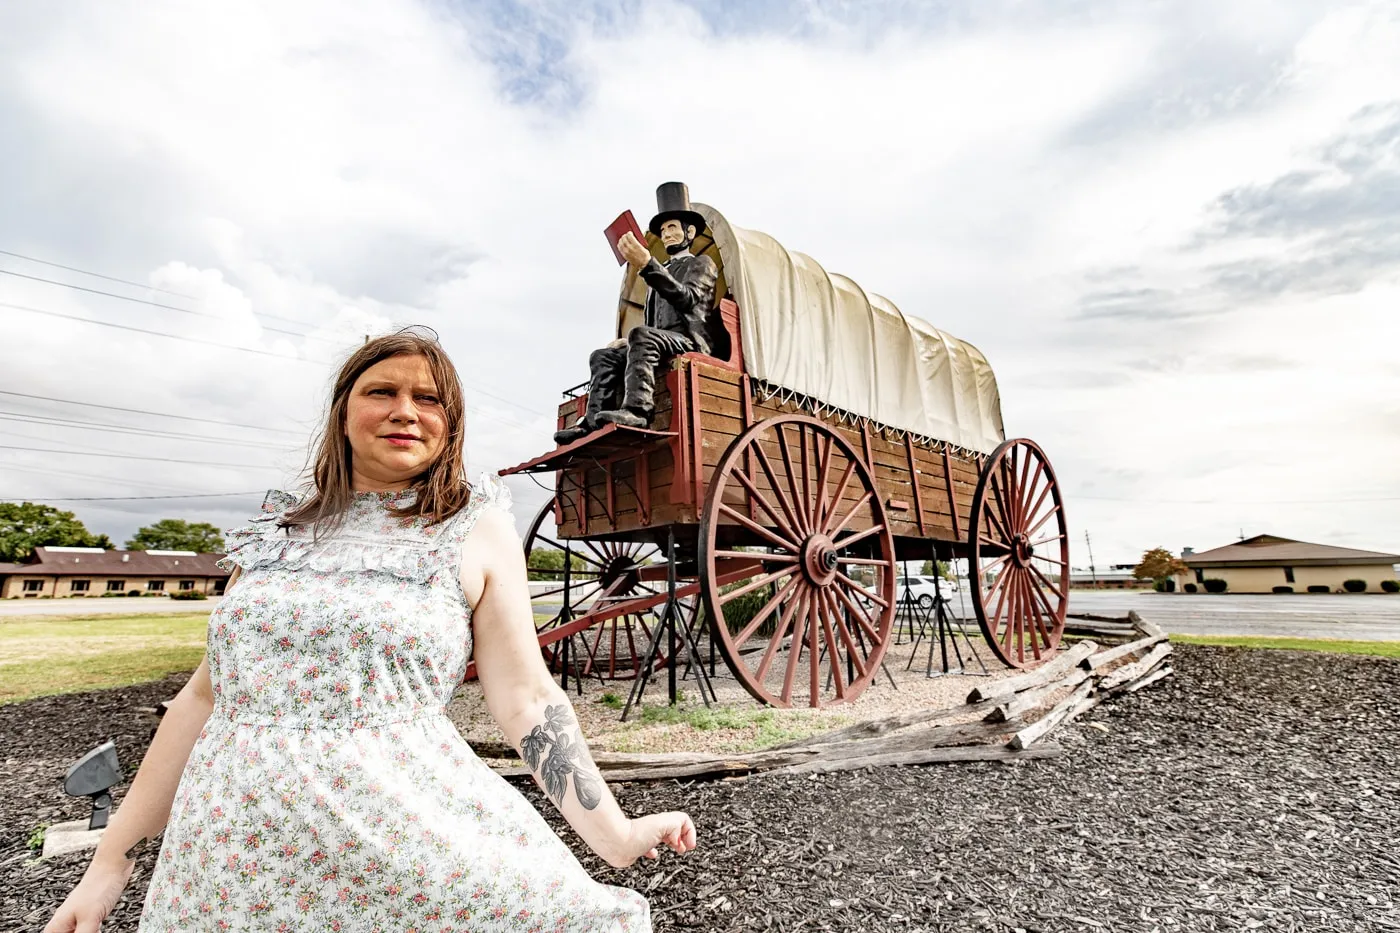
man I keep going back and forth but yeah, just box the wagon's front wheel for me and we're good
[700,415,897,708]
[968,438,1069,668]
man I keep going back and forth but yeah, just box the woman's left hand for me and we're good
[605,812,698,868]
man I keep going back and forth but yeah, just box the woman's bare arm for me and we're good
[462,510,695,868]
[44,570,234,932]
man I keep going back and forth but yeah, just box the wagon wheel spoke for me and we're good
[750,434,809,542]
[1023,503,1063,541]
[774,423,811,536]
[719,565,800,606]
[814,433,834,532]
[822,587,867,679]
[754,586,806,685]
[732,574,802,650]
[533,535,610,571]
[834,571,889,609]
[779,586,812,706]
[828,491,875,541]
[730,470,803,546]
[718,503,800,553]
[820,459,858,535]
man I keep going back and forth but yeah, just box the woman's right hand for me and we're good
[44,859,134,933]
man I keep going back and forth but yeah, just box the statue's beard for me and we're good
[664,237,692,256]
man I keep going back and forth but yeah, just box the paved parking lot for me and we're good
[1064,589,1400,641]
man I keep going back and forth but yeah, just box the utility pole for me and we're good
[1084,530,1098,589]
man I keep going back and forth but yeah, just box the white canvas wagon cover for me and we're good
[695,203,1005,455]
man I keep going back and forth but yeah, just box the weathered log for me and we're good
[1100,642,1173,692]
[764,743,1064,776]
[1080,632,1169,672]
[1125,665,1174,693]
[1063,624,1136,643]
[469,739,519,759]
[1066,612,1132,624]
[966,641,1098,703]
[492,716,1025,784]
[983,667,1092,723]
[1007,680,1099,751]
[1128,610,1165,638]
[772,697,1005,749]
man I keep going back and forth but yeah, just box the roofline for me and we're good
[1185,557,1400,569]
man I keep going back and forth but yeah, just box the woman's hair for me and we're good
[281,326,471,533]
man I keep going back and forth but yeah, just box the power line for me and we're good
[0,411,304,451]
[0,248,194,299]
[0,267,343,343]
[1,301,334,363]
[0,444,287,469]
[0,462,275,495]
[4,304,549,429]
[0,491,263,502]
[0,389,309,436]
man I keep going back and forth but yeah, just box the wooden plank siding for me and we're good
[553,357,985,550]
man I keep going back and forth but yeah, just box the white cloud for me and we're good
[1,0,1396,564]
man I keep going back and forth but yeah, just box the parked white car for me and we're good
[898,574,966,608]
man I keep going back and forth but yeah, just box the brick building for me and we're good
[0,546,229,599]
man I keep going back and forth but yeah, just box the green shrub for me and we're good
[1343,579,1367,593]
[1272,585,1294,594]
[1203,578,1227,594]
[1183,583,1198,593]
[1307,585,1330,594]
[1382,580,1399,593]
[1153,579,1176,592]
[169,591,208,601]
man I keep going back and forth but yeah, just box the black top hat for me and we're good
[648,181,707,237]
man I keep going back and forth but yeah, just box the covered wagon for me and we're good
[500,203,1070,708]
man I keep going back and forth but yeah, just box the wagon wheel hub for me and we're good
[601,554,637,591]
[800,534,840,587]
[1012,533,1035,567]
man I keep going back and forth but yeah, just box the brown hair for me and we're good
[282,327,471,534]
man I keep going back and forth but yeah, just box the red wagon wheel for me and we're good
[522,501,665,679]
[968,438,1069,669]
[700,415,897,708]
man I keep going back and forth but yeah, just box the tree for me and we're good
[126,519,225,553]
[526,547,589,581]
[920,560,953,579]
[1134,547,1189,583]
[0,502,113,563]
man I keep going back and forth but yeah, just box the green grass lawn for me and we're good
[1171,634,1400,659]
[0,612,210,705]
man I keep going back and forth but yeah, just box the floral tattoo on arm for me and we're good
[519,704,603,810]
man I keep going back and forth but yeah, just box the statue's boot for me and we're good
[595,408,649,429]
[552,423,592,446]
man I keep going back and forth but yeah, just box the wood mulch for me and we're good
[4,645,1399,931]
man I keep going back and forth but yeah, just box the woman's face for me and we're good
[344,354,447,491]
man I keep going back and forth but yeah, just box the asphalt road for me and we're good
[5,589,1398,641]
[1065,589,1400,641]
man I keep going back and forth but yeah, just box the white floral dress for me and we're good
[138,475,650,932]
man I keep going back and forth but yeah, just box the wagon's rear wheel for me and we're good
[700,415,897,708]
[968,438,1069,668]
[523,501,664,679]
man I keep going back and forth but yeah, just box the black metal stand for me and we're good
[905,570,989,678]
[621,529,716,721]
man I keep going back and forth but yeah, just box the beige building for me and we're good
[0,546,229,599]
[1171,534,1400,594]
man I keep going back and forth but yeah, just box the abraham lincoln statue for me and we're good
[553,182,719,446]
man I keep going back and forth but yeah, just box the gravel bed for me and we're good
[4,646,1398,931]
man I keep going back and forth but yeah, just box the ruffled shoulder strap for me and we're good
[216,489,303,572]
[437,472,513,549]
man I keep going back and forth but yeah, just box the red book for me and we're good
[603,210,647,265]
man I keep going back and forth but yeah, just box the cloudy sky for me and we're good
[1,0,1397,567]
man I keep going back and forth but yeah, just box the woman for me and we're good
[47,329,694,931]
